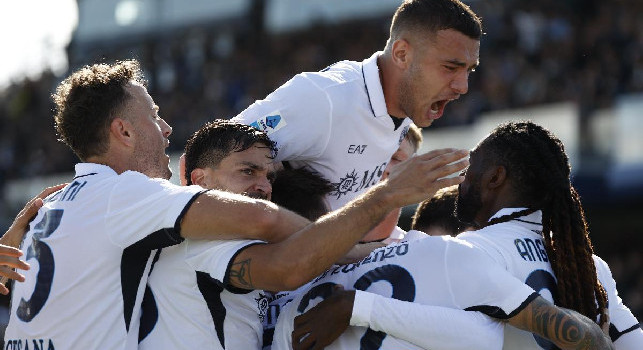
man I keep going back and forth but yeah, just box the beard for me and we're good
[455,182,482,226]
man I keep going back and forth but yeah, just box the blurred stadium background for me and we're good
[0,0,641,327]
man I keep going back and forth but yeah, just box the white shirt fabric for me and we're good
[139,239,268,350]
[232,51,413,211]
[273,235,539,350]
[457,208,642,350]
[5,163,204,350]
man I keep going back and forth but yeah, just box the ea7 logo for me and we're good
[347,145,367,154]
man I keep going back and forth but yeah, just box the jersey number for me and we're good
[17,209,63,322]
[525,269,559,350]
[297,264,416,350]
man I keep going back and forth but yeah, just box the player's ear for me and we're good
[110,117,134,147]
[190,168,208,188]
[486,165,507,190]
[391,38,412,70]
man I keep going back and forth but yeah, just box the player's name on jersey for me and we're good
[313,242,409,283]
[5,338,55,350]
[514,236,549,263]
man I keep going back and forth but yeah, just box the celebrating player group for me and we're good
[1,0,641,349]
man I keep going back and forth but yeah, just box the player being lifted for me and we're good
[233,0,483,212]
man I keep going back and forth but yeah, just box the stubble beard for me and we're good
[455,182,483,227]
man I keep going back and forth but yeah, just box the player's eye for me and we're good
[241,169,253,176]
[444,65,457,72]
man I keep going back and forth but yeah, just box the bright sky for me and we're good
[0,0,78,90]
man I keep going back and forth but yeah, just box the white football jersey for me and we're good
[273,235,538,350]
[139,239,267,350]
[5,163,204,350]
[232,51,413,211]
[458,208,642,350]
[261,283,311,350]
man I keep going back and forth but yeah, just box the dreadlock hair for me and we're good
[184,119,276,185]
[271,167,334,221]
[478,120,608,327]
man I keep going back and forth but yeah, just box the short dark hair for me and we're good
[183,119,276,185]
[411,185,461,236]
[53,60,146,160]
[390,0,482,41]
[271,167,333,221]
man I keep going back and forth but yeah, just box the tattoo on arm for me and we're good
[513,296,613,350]
[229,258,254,289]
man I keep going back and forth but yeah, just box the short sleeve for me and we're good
[105,173,204,248]
[232,74,333,162]
[593,255,642,343]
[184,238,264,284]
[445,239,538,319]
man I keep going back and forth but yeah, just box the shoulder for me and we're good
[295,60,363,90]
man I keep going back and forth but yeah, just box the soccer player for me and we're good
[4,61,468,350]
[455,121,643,349]
[139,120,469,350]
[233,0,482,211]
[269,171,614,350]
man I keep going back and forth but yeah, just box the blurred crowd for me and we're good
[0,0,641,321]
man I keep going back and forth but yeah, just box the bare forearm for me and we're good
[509,297,614,350]
[181,190,309,241]
[231,183,393,291]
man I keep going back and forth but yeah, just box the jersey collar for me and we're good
[362,51,389,119]
[489,207,543,226]
[74,163,118,178]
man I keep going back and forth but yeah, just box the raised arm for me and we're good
[507,296,615,350]
[227,148,469,291]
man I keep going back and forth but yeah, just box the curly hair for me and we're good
[479,121,608,327]
[53,60,146,160]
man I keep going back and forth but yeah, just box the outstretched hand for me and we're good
[0,183,66,294]
[292,286,355,350]
[383,148,468,208]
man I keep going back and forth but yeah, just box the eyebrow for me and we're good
[445,59,479,71]
[237,161,268,171]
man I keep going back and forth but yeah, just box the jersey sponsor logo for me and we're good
[347,144,367,154]
[255,292,269,323]
[330,163,387,200]
[248,112,286,136]
[514,237,549,262]
[5,338,55,350]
